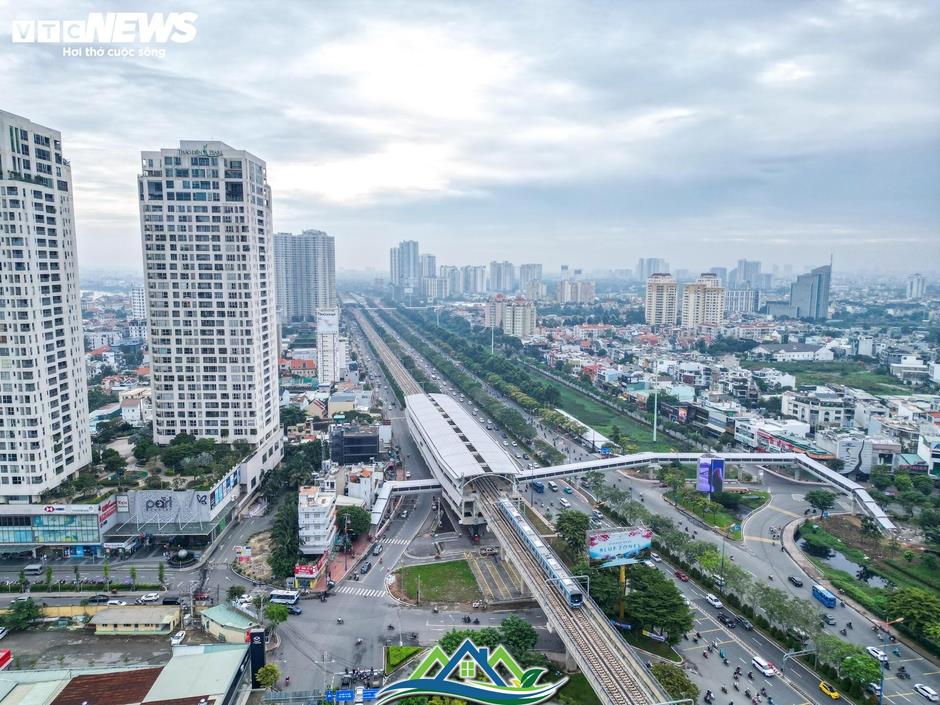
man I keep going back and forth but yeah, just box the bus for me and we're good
[530,480,545,493]
[812,584,836,608]
[23,564,43,575]
[269,589,300,605]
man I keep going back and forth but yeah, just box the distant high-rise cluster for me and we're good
[274,229,336,322]
[0,111,91,500]
[637,257,669,281]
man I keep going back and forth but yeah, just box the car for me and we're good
[287,604,303,615]
[819,681,841,699]
[522,453,530,460]
[372,544,384,556]
[820,613,837,626]
[360,561,372,574]
[866,684,882,697]
[787,575,804,587]
[502,441,509,446]
[561,486,573,495]
[87,594,110,604]
[705,594,723,608]
[735,615,754,630]
[674,569,689,582]
[399,510,408,519]
[170,630,186,646]
[642,560,656,570]
[866,646,889,663]
[137,592,161,604]
[107,599,127,606]
[716,612,736,628]
[914,684,939,702]
[650,552,661,562]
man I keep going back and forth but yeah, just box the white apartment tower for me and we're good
[0,111,91,500]
[518,264,543,292]
[316,308,346,386]
[682,273,726,327]
[645,273,678,327]
[503,298,537,338]
[273,229,336,322]
[130,284,148,319]
[907,273,926,301]
[138,141,282,475]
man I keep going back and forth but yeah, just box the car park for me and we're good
[819,681,840,699]
[170,631,186,646]
[705,594,723,608]
[915,684,939,702]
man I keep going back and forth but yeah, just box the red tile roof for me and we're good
[51,667,163,705]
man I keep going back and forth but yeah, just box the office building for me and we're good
[316,308,346,386]
[681,273,725,327]
[0,111,92,501]
[645,273,678,327]
[131,284,148,319]
[558,279,596,304]
[907,273,926,300]
[518,264,543,292]
[389,240,420,291]
[329,424,381,465]
[637,258,669,282]
[273,229,336,322]
[419,253,437,279]
[725,288,760,314]
[767,264,832,320]
[138,140,282,479]
[461,265,487,294]
[488,261,515,293]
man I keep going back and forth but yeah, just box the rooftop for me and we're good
[199,604,259,631]
[90,607,179,626]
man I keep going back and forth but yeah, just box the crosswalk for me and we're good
[336,586,386,598]
[380,537,410,545]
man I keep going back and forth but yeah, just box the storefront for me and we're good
[0,499,117,557]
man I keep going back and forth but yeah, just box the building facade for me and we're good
[558,279,596,304]
[273,229,336,322]
[724,287,759,314]
[645,273,678,327]
[461,265,487,294]
[488,261,515,293]
[518,264,543,292]
[681,273,725,327]
[768,264,832,320]
[0,111,92,501]
[298,484,337,556]
[907,273,926,300]
[131,284,148,319]
[316,308,346,386]
[389,240,420,291]
[137,141,282,473]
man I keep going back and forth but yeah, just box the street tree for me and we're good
[815,635,860,671]
[158,562,166,586]
[623,567,694,644]
[255,663,280,689]
[2,598,40,632]
[804,490,838,513]
[498,615,538,659]
[650,662,699,703]
[264,603,289,635]
[555,510,590,555]
[335,505,371,537]
[227,585,247,601]
[888,587,940,639]
[840,654,881,686]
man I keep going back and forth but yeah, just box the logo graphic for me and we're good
[11,13,198,44]
[374,638,567,705]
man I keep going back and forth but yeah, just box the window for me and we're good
[459,660,476,679]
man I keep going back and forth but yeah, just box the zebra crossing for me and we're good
[336,586,386,598]
[379,537,410,545]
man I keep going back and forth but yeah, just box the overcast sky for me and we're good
[2,0,938,275]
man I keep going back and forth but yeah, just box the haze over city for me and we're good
[2,0,938,273]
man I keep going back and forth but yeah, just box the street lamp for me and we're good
[876,617,904,705]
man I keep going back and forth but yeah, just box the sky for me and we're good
[2,0,938,275]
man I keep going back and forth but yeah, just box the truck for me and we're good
[530,480,545,493]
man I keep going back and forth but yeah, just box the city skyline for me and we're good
[2,1,938,274]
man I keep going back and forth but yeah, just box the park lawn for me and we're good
[668,492,738,533]
[552,382,689,453]
[396,560,481,603]
[557,672,602,705]
[739,360,907,395]
[385,645,423,674]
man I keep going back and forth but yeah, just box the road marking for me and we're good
[769,506,802,519]
[336,586,385,598]
[744,536,776,544]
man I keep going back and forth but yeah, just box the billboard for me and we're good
[586,527,653,568]
[697,456,724,493]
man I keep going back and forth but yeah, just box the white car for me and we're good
[705,594,723,609]
[137,592,161,604]
[914,684,939,702]
[106,599,127,606]
[650,552,661,562]
[170,630,186,646]
[865,646,889,663]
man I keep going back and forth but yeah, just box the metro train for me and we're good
[496,497,584,608]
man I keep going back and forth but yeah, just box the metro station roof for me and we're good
[406,394,518,483]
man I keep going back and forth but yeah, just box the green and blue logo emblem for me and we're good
[375,638,568,705]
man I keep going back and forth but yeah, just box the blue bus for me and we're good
[530,480,545,493]
[812,584,836,608]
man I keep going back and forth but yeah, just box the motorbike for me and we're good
[847,622,853,629]
[703,651,709,659]
[473,618,480,625]
[840,628,847,636]
[355,638,363,645]
[337,617,344,624]
[733,683,739,691]
[387,624,395,630]
[721,687,728,694]
[723,658,730,666]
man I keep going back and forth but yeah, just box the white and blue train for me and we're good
[497,497,584,608]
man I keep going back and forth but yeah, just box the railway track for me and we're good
[351,307,422,396]
[476,479,664,705]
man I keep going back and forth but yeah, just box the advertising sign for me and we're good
[586,527,653,568]
[697,456,724,493]
[116,495,129,512]
[234,546,252,564]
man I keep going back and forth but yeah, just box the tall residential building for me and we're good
[558,279,596,303]
[725,288,760,314]
[138,140,282,479]
[421,277,448,302]
[316,308,346,385]
[0,111,91,500]
[681,273,726,327]
[730,259,762,289]
[518,264,543,292]
[488,261,515,293]
[525,280,548,301]
[461,265,487,294]
[440,265,462,296]
[503,298,537,338]
[907,273,926,300]
[708,267,728,286]
[636,258,669,281]
[389,240,420,291]
[767,264,832,320]
[130,284,148,319]
[645,273,678,327]
[273,229,336,323]
[419,253,437,279]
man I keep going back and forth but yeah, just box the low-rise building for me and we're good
[751,343,834,362]
[781,386,847,431]
[330,424,381,465]
[298,484,337,556]
[90,606,180,635]
[200,603,261,644]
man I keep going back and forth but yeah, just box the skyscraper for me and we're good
[767,264,832,320]
[131,284,148,319]
[0,111,91,500]
[420,253,437,279]
[273,229,336,322]
[681,273,726,327]
[138,141,282,479]
[440,265,462,296]
[730,259,762,289]
[389,240,420,291]
[637,258,669,281]
[488,261,515,292]
[461,265,487,294]
[645,273,678,327]
[518,263,543,292]
[708,267,728,286]
[316,308,346,386]
[907,273,926,300]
